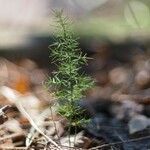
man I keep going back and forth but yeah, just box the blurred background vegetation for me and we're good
[0,0,149,51]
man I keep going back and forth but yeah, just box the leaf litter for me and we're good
[0,47,149,150]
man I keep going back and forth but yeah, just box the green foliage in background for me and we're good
[46,10,94,127]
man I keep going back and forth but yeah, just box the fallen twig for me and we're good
[89,135,150,150]
[0,133,24,142]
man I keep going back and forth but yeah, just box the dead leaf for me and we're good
[128,115,150,134]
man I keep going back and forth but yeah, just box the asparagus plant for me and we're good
[46,10,94,127]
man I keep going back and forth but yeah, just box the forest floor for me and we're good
[0,47,150,149]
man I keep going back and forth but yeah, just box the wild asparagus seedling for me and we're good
[46,10,94,127]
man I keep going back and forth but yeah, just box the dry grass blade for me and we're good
[16,101,61,150]
[0,147,27,150]
[26,108,51,147]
